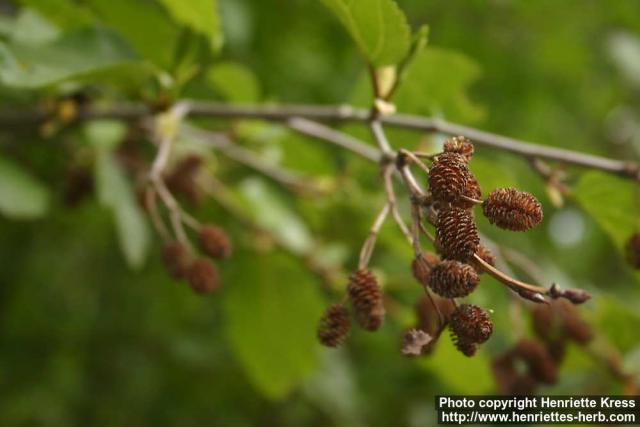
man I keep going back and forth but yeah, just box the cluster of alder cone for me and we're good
[318,137,547,356]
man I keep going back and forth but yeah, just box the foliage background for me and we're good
[1,0,640,426]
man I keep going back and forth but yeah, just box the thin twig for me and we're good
[182,125,321,194]
[358,202,391,269]
[382,164,412,244]
[8,101,634,180]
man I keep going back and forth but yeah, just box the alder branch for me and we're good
[3,101,638,180]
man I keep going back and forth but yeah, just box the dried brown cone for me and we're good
[428,152,470,203]
[436,207,480,261]
[428,260,479,298]
[166,155,204,205]
[412,251,440,286]
[347,269,385,331]
[482,188,543,231]
[625,233,640,269]
[317,304,351,348]
[187,259,219,294]
[454,173,482,209]
[515,339,558,385]
[162,241,192,280]
[450,304,493,344]
[443,136,474,162]
[453,335,478,357]
[471,244,496,273]
[199,225,232,259]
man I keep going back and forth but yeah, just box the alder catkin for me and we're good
[482,188,543,231]
[317,304,351,348]
[450,304,493,344]
[428,152,470,203]
[427,260,479,298]
[347,269,385,331]
[162,241,192,280]
[443,136,474,162]
[187,259,219,294]
[436,207,479,261]
[199,225,232,259]
[514,339,558,385]
[411,251,440,286]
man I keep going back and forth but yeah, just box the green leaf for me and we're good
[0,27,144,89]
[207,61,260,103]
[89,121,150,270]
[393,47,484,122]
[158,0,222,53]
[320,0,411,66]
[88,0,179,67]
[0,156,50,219]
[223,250,325,399]
[573,171,640,250]
[18,0,94,29]
[239,178,314,255]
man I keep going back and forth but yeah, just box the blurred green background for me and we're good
[1,0,640,426]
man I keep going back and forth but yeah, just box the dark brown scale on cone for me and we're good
[625,233,640,269]
[452,334,478,357]
[412,251,440,286]
[162,241,192,280]
[187,259,219,294]
[347,269,385,331]
[515,339,558,385]
[427,260,479,298]
[472,244,496,273]
[454,173,482,209]
[317,304,351,348]
[443,136,474,162]
[482,188,543,231]
[436,207,479,261]
[428,152,470,203]
[199,225,232,259]
[450,304,493,344]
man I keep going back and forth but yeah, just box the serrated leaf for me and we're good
[0,156,49,219]
[158,0,222,53]
[89,121,150,269]
[320,0,411,66]
[573,171,640,250]
[0,27,147,89]
[223,250,325,399]
[207,61,260,103]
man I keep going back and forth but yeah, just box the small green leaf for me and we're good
[158,0,222,53]
[0,156,49,219]
[89,121,150,270]
[207,61,260,103]
[223,250,325,399]
[0,27,144,89]
[320,0,411,66]
[573,171,640,250]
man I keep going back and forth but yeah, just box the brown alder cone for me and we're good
[532,300,592,346]
[317,304,351,348]
[482,188,543,231]
[625,233,640,269]
[199,225,232,259]
[454,173,482,209]
[162,241,192,280]
[436,207,480,261]
[428,152,470,203]
[411,251,440,286]
[347,269,385,331]
[515,339,558,385]
[428,260,479,298]
[187,259,219,294]
[415,294,456,339]
[453,336,478,357]
[450,304,493,344]
[443,136,474,162]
